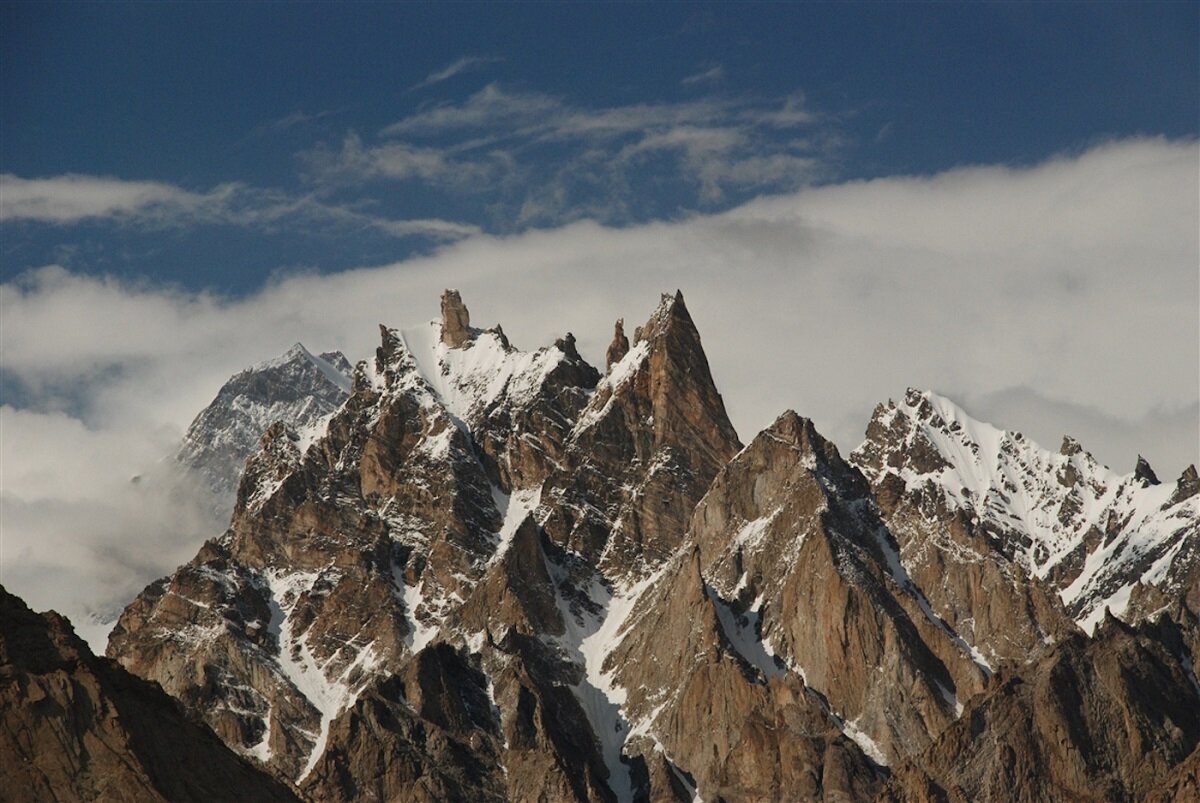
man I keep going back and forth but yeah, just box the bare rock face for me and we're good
[300,644,506,802]
[880,611,1200,802]
[1145,744,1200,803]
[459,515,565,638]
[602,547,883,801]
[0,585,299,803]
[540,291,742,576]
[440,288,474,347]
[605,318,629,370]
[682,412,987,767]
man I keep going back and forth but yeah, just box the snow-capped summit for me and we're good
[176,343,353,517]
[852,388,1198,633]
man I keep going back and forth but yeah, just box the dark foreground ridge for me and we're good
[0,584,300,802]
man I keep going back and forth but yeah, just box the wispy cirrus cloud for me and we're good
[317,83,830,224]
[0,173,478,240]
[299,132,507,189]
[408,55,503,92]
[0,174,236,224]
[380,84,562,137]
[249,108,342,138]
[681,64,725,86]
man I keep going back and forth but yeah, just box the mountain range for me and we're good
[2,290,1196,802]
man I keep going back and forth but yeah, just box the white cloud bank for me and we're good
[2,137,1197,642]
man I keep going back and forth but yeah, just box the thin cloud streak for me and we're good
[0,174,234,224]
[408,56,503,92]
[0,173,478,241]
[682,65,725,86]
[248,108,342,138]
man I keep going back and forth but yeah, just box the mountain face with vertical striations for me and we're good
[73,290,1199,801]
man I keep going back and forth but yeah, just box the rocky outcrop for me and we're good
[880,611,1200,802]
[0,585,299,803]
[540,291,742,576]
[605,318,629,371]
[440,288,473,347]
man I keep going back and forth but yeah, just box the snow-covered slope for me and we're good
[176,343,353,516]
[852,389,1198,632]
[397,321,569,428]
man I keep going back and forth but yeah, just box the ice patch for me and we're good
[489,487,542,566]
[246,708,274,763]
[553,567,661,802]
[572,340,650,437]
[295,410,336,455]
[264,570,382,781]
[401,579,438,653]
[708,590,784,681]
[733,511,779,551]
[842,717,889,766]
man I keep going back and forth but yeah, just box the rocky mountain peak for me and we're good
[554,331,582,361]
[1173,464,1200,505]
[373,323,415,379]
[852,387,1199,639]
[636,289,690,343]
[1135,454,1162,486]
[440,288,473,347]
[544,290,741,573]
[1060,434,1083,455]
[175,341,352,519]
[637,291,739,450]
[766,409,839,460]
[853,394,950,480]
[605,318,629,371]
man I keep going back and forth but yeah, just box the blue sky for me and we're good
[3,3,1197,291]
[2,3,1198,626]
